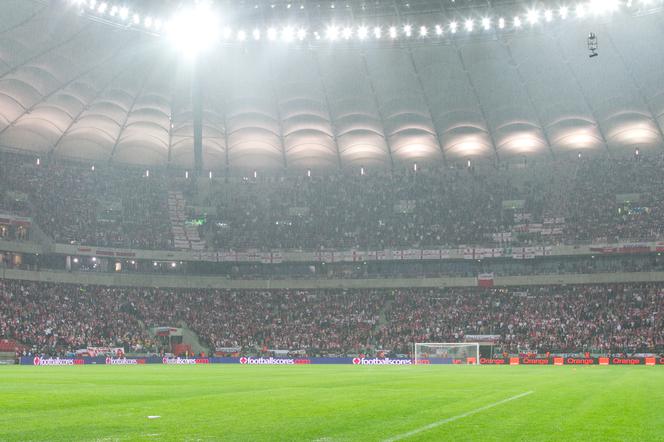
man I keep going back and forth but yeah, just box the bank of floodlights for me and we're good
[67,0,661,49]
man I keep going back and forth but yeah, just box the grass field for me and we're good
[0,365,663,441]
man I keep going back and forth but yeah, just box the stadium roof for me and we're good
[1,0,664,170]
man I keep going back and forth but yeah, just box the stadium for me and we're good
[1,0,664,440]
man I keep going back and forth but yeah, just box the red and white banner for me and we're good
[477,273,494,288]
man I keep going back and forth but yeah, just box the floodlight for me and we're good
[282,26,294,42]
[419,25,427,37]
[97,2,107,13]
[267,27,277,40]
[132,14,140,25]
[373,26,382,38]
[253,28,261,40]
[498,17,505,29]
[404,25,412,37]
[297,28,307,40]
[527,9,539,24]
[389,26,397,38]
[144,17,152,28]
[544,9,553,22]
[450,21,458,33]
[358,26,368,39]
[119,6,128,19]
[514,16,522,28]
[223,27,232,39]
[237,30,246,41]
[89,0,97,9]
[326,25,339,40]
[342,27,353,39]
[166,2,221,56]
[482,17,490,30]
[464,19,473,32]
[109,5,118,16]
[435,24,443,35]
[560,6,569,19]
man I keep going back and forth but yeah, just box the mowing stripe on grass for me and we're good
[383,390,534,441]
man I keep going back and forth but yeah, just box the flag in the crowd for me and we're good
[477,273,494,287]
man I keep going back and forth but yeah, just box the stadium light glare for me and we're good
[342,27,352,39]
[267,27,277,40]
[589,0,619,14]
[544,9,553,22]
[252,28,261,40]
[89,0,97,9]
[576,4,586,17]
[450,21,458,33]
[527,9,539,24]
[373,26,382,38]
[223,27,232,39]
[237,30,246,41]
[166,2,220,56]
[144,16,152,28]
[389,26,397,38]
[358,26,369,39]
[419,25,428,37]
[482,17,491,30]
[326,25,340,40]
[109,5,118,16]
[560,6,569,19]
[404,25,412,37]
[282,26,294,42]
[435,24,443,35]
[464,19,474,32]
[132,13,140,25]
[119,6,128,20]
[498,17,505,29]
[514,16,522,28]
[297,28,307,40]
[97,2,107,13]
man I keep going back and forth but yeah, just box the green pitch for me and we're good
[0,365,663,441]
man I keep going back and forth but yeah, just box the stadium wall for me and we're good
[3,268,664,289]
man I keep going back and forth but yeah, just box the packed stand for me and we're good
[1,280,662,357]
[203,155,664,250]
[2,150,664,251]
[0,151,173,249]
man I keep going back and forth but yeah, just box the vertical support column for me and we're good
[192,60,204,178]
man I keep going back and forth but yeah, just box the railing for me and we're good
[3,267,664,290]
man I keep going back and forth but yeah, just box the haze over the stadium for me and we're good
[0,0,663,171]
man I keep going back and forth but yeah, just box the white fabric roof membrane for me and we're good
[0,1,663,170]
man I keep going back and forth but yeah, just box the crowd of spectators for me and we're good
[2,280,661,357]
[0,151,172,249]
[2,150,664,251]
[203,155,664,249]
[381,284,663,354]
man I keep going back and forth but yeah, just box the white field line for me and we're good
[383,390,534,442]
